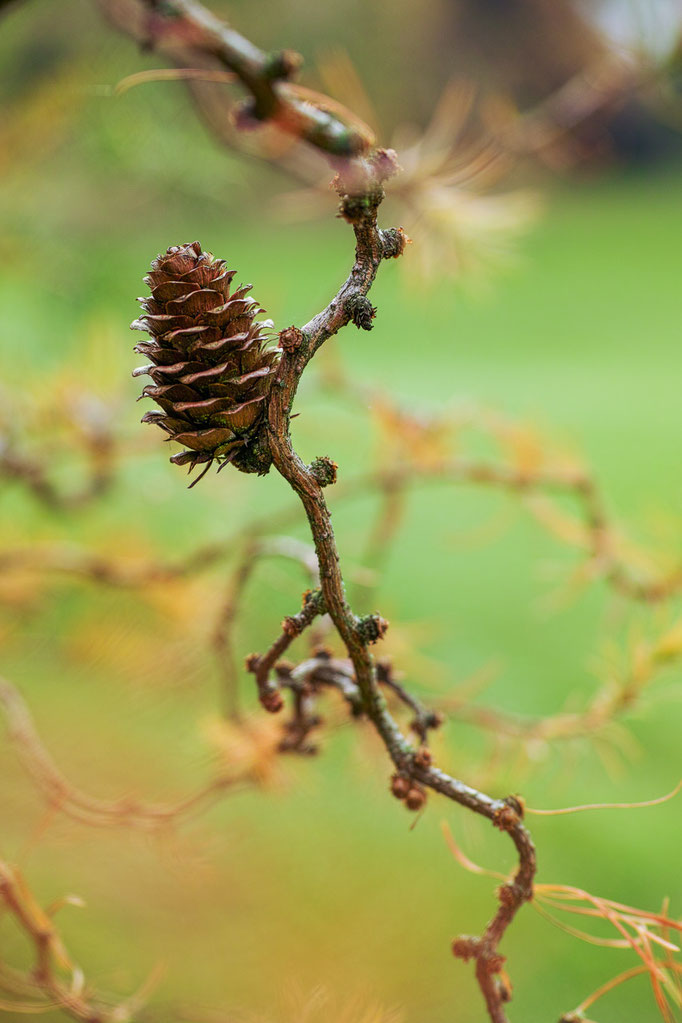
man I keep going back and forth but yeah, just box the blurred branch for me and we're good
[97,0,375,165]
[0,676,265,831]
[496,51,670,163]
[441,613,682,747]
[4,448,682,601]
[0,433,115,512]
[0,859,152,1023]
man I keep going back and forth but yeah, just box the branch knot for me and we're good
[345,295,376,331]
[309,456,338,487]
[279,326,304,353]
[380,227,408,259]
[356,613,389,644]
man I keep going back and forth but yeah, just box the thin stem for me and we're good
[264,183,536,1023]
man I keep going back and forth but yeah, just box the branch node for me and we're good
[279,325,304,352]
[493,800,523,831]
[356,613,389,644]
[345,294,376,331]
[452,936,480,962]
[380,227,408,259]
[302,587,325,612]
[309,456,338,487]
[245,652,284,712]
[281,616,299,638]
[264,49,302,81]
[497,881,520,908]
[413,746,432,769]
[259,685,284,714]
[338,189,384,223]
[367,147,401,184]
[390,773,411,800]
[244,652,260,673]
[504,793,525,819]
[405,785,427,811]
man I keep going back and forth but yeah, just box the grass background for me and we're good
[1,2,682,1021]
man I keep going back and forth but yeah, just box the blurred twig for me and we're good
[212,534,320,720]
[3,448,682,601]
[440,614,682,747]
[97,0,375,166]
[0,677,267,831]
[0,858,153,1023]
[0,435,115,511]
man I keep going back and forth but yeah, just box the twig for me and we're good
[246,588,326,712]
[4,454,680,604]
[0,677,259,831]
[0,858,146,1023]
[0,433,115,511]
[97,0,374,162]
[264,169,535,1023]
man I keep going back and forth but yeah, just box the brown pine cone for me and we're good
[132,242,278,483]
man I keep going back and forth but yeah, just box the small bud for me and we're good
[493,802,521,831]
[487,953,506,974]
[357,614,389,644]
[259,688,284,714]
[381,226,408,259]
[504,794,525,818]
[370,147,401,182]
[244,652,261,672]
[497,973,513,1003]
[414,747,432,769]
[279,325,303,352]
[497,882,517,908]
[390,773,411,800]
[339,190,383,224]
[346,294,376,331]
[424,710,445,730]
[405,785,427,811]
[309,456,338,487]
[264,49,303,80]
[452,936,479,961]
[410,710,444,737]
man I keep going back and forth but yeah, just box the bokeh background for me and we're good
[1,1,682,1021]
